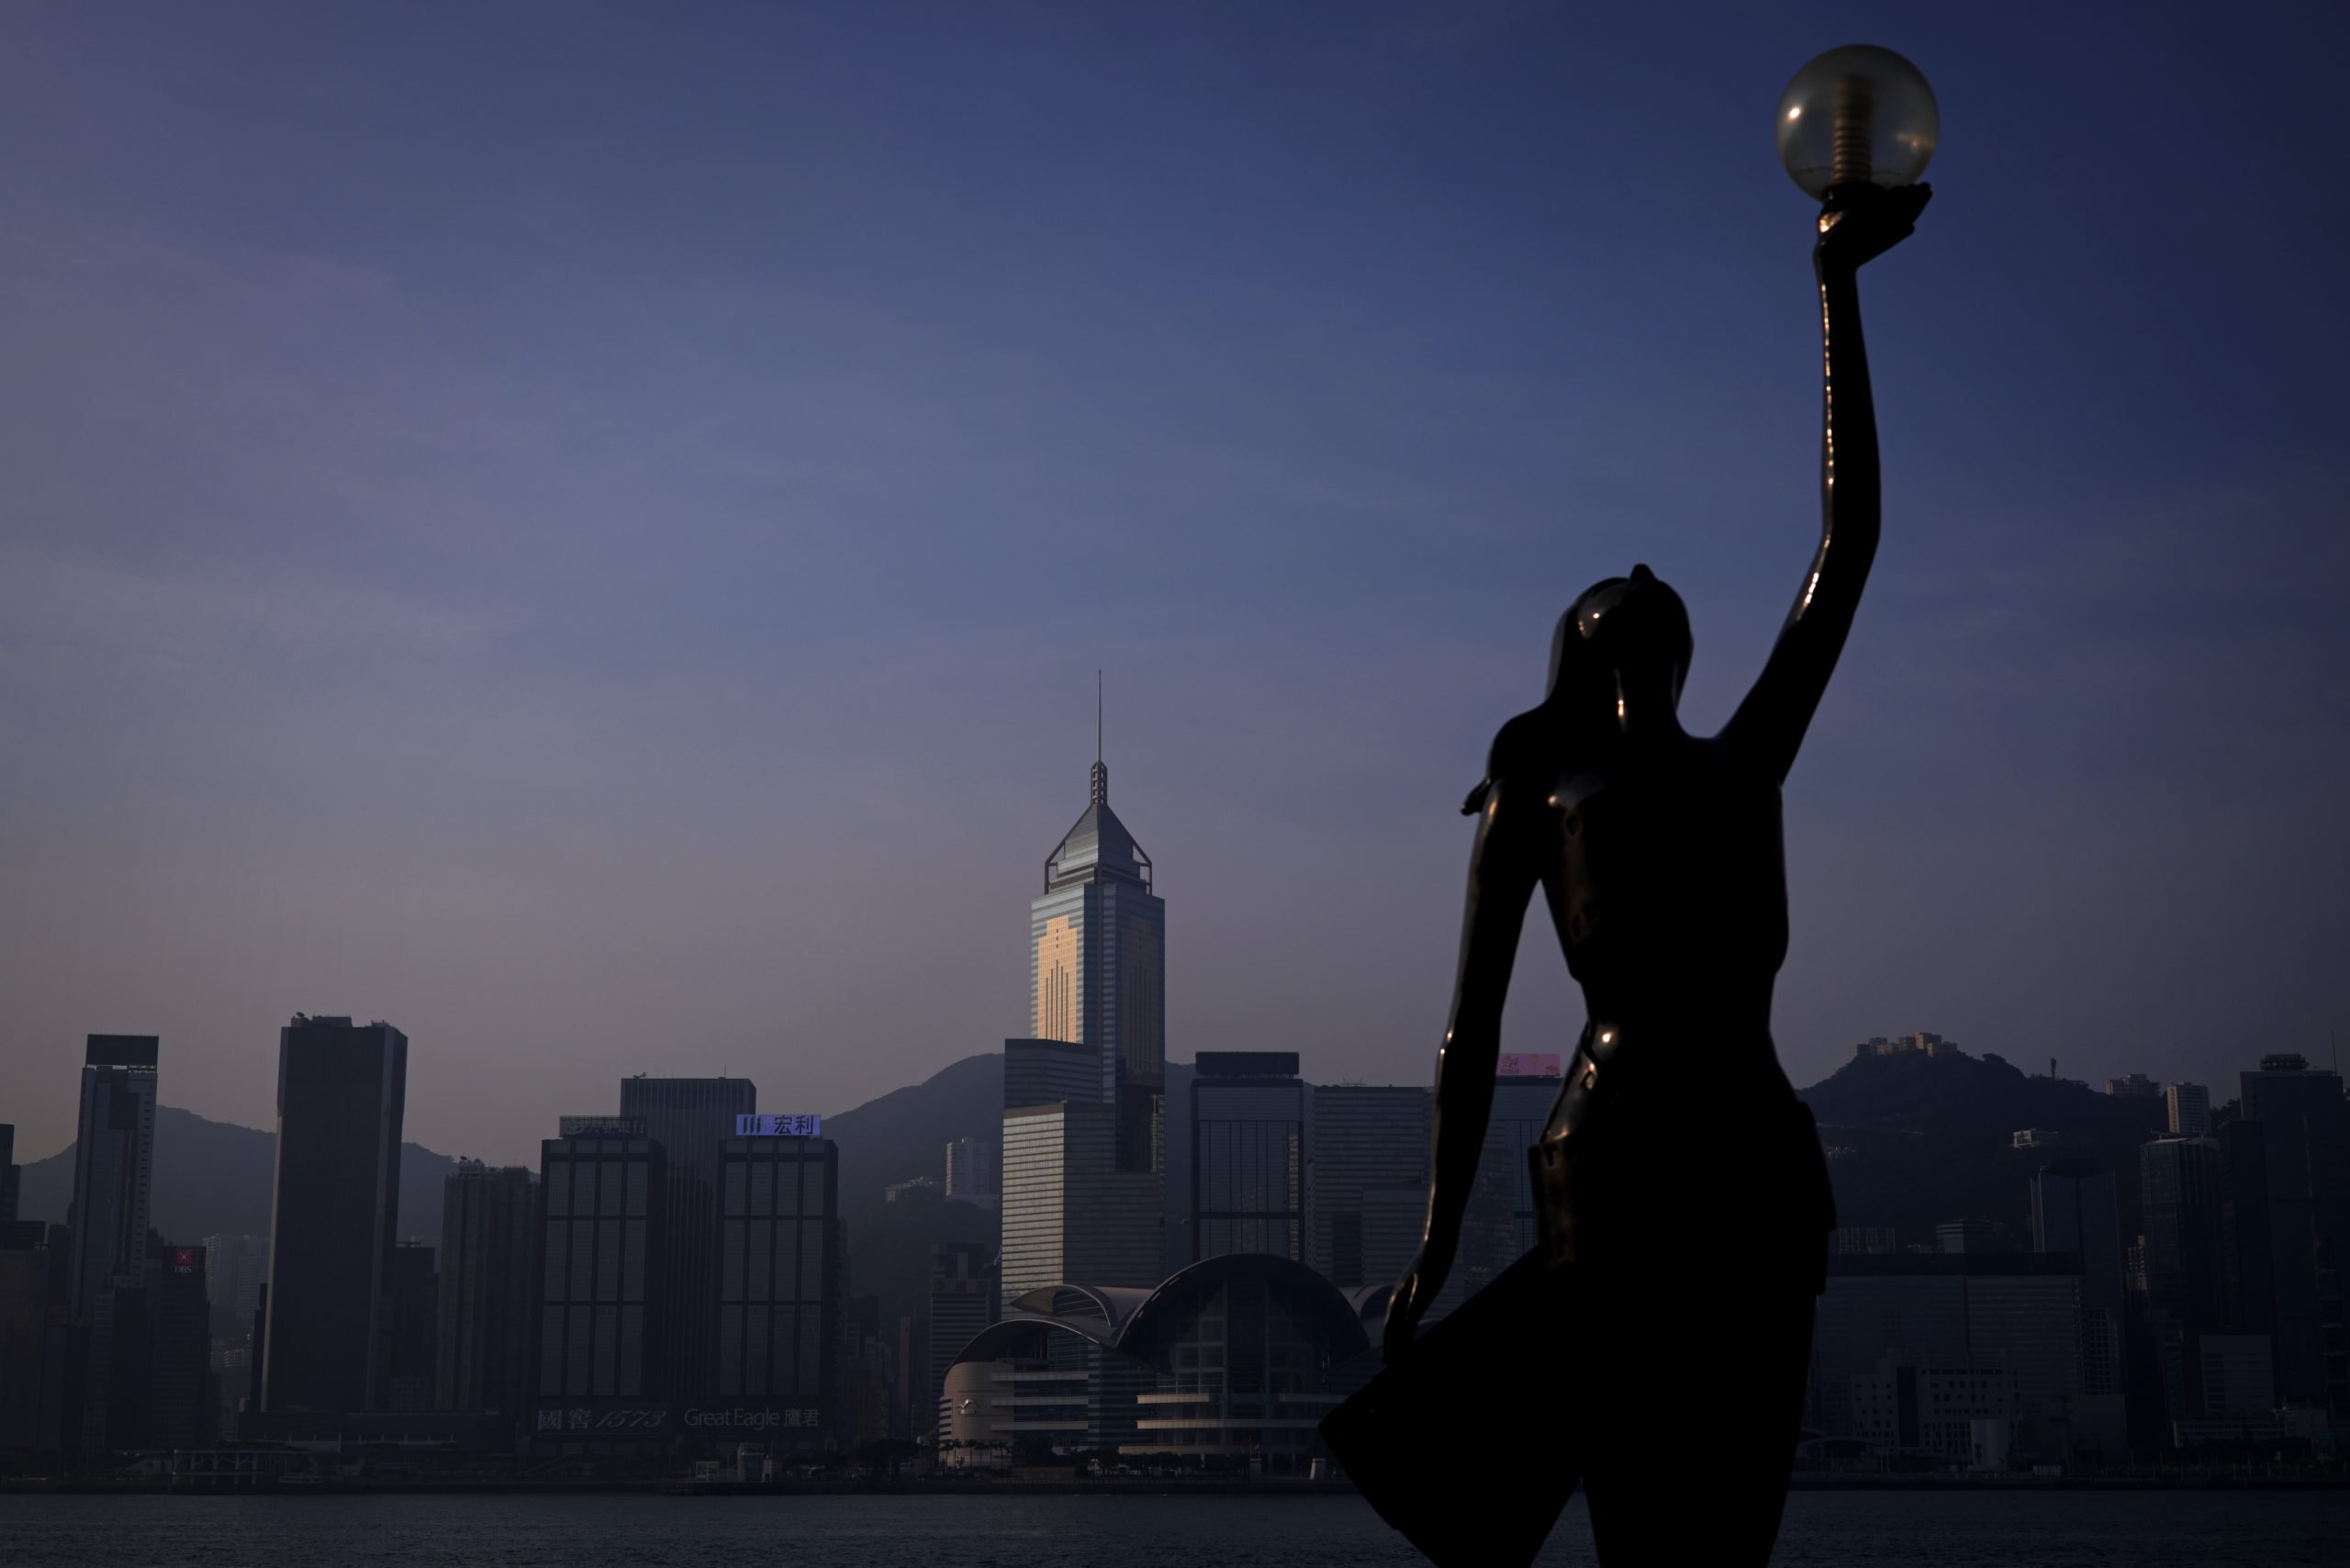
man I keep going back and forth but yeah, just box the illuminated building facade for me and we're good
[1030,757,1166,1174]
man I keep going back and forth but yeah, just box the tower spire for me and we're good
[1091,669,1107,803]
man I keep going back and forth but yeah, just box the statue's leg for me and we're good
[1583,1279,1816,1565]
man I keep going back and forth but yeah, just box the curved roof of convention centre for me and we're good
[947,1252,1385,1373]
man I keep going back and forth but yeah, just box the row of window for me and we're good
[542,1217,649,1305]
[721,1154,831,1218]
[718,1217,830,1305]
[539,1303,646,1397]
[544,1157,651,1219]
[716,1303,826,1396]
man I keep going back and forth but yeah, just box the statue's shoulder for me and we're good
[1461,708,1557,815]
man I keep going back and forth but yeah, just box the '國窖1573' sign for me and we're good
[736,1113,821,1137]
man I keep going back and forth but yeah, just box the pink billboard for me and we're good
[1497,1052,1561,1079]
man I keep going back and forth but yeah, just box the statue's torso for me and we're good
[1537,731,1797,1144]
[1549,731,1789,999]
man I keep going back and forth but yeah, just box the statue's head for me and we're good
[1560,564,1691,712]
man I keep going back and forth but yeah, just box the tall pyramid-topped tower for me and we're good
[1030,751,1166,1174]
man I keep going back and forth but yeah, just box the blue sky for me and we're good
[2,3,2343,1165]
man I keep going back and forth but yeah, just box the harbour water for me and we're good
[3,1490,2344,1567]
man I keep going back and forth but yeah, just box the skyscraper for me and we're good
[1000,1102,1160,1310]
[1307,1085,1431,1287]
[0,1226,46,1449]
[1452,1066,1561,1303]
[200,1233,268,1339]
[66,1036,160,1325]
[435,1161,535,1417]
[1,1124,18,1226]
[945,1137,998,1206]
[386,1242,439,1411]
[145,1244,211,1450]
[1192,1052,1306,1262]
[534,1125,666,1417]
[2141,1137,2226,1327]
[2238,1055,2350,1413]
[923,1241,994,1437]
[713,1128,841,1445]
[1031,754,1165,1173]
[619,1075,755,1406]
[1004,1038,1102,1110]
[2030,1160,2129,1451]
[2164,1082,2211,1138]
[261,1015,408,1413]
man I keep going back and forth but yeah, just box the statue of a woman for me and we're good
[1371,179,1930,1565]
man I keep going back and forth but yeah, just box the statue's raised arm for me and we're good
[1721,182,1930,782]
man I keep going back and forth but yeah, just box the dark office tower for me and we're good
[1,1123,18,1226]
[36,1222,88,1454]
[1031,752,1166,1173]
[201,1233,268,1339]
[86,1275,150,1452]
[619,1075,755,1405]
[2031,1160,2130,1449]
[1162,1059,1195,1273]
[923,1241,994,1438]
[1308,1086,1432,1287]
[2218,1119,2276,1333]
[261,1015,408,1413]
[1453,1068,1564,1305]
[146,1243,212,1450]
[66,1036,160,1326]
[386,1242,438,1411]
[436,1161,535,1417]
[535,1127,666,1413]
[1192,1053,1306,1262]
[714,1130,840,1446]
[2240,1055,2350,1411]
[0,1226,47,1449]
[2142,1137,2227,1327]
[1004,1037,1104,1110]
[2033,1161,2124,1310]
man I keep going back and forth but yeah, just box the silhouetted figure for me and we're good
[1325,181,1930,1566]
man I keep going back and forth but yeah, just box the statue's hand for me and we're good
[1815,182,1930,272]
[1382,1237,1454,1365]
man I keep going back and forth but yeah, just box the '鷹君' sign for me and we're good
[735,1113,821,1137]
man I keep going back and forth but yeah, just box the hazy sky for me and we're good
[3,4,2344,1168]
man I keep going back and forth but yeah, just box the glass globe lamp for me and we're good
[1776,45,1938,200]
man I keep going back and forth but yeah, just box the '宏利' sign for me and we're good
[736,1113,822,1137]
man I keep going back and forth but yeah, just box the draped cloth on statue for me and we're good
[1319,1253,1580,1568]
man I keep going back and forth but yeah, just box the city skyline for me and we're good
[4,6,2346,1170]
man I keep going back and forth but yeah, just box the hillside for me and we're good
[824,1052,1003,1325]
[1797,1049,2170,1245]
[16,1104,465,1249]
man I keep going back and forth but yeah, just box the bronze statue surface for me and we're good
[1323,178,1930,1568]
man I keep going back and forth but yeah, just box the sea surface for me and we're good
[2,1490,2342,1567]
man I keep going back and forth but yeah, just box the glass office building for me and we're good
[619,1076,756,1406]
[1002,1102,1161,1312]
[1306,1085,1430,1287]
[436,1161,536,1418]
[262,1016,407,1414]
[534,1131,665,1411]
[711,1133,841,1447]
[1192,1053,1305,1263]
[1031,758,1166,1173]
[66,1036,160,1327]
